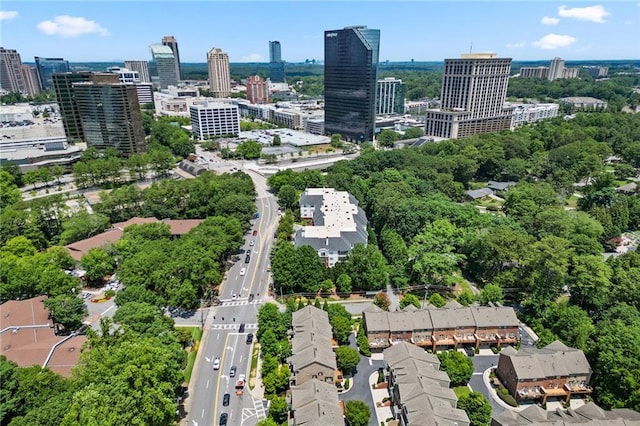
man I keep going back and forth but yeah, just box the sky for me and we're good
[1,1,639,63]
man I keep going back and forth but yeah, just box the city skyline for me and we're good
[1,2,638,63]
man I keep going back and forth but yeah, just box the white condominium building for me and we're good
[189,101,239,140]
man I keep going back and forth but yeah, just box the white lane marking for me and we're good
[206,379,209,389]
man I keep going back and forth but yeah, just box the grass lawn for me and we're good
[454,386,471,399]
[566,195,580,208]
[249,343,260,390]
[182,327,202,384]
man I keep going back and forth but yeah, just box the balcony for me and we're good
[564,383,593,394]
[517,386,543,399]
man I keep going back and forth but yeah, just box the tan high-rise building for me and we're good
[0,47,28,94]
[22,65,41,96]
[424,53,513,140]
[124,60,151,83]
[548,57,565,81]
[245,75,269,104]
[207,48,231,98]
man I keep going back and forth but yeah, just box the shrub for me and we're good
[497,389,518,407]
[377,370,385,384]
[382,397,390,403]
[344,378,350,390]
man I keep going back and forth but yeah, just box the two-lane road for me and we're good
[187,153,280,426]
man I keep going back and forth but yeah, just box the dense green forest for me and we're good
[267,111,640,411]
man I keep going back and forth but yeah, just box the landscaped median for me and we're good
[180,327,203,383]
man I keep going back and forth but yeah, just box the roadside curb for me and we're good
[482,367,525,412]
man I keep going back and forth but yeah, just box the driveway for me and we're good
[469,354,504,415]
[338,333,384,426]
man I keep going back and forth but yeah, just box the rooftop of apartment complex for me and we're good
[499,341,592,379]
[239,128,329,147]
[297,188,368,240]
[492,401,640,425]
[289,379,343,426]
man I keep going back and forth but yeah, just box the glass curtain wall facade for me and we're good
[324,26,380,142]
[35,57,70,91]
[72,82,146,156]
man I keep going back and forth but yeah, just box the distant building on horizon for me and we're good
[376,77,405,115]
[245,75,269,104]
[72,81,146,156]
[519,57,579,81]
[424,53,513,140]
[124,60,151,83]
[269,40,285,83]
[207,47,231,98]
[162,35,182,81]
[149,44,178,89]
[324,25,380,143]
[584,65,608,79]
[35,56,70,91]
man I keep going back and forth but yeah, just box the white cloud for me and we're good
[239,53,264,62]
[37,15,109,37]
[0,11,18,21]
[506,41,526,49]
[533,33,577,49]
[558,5,609,23]
[541,16,560,25]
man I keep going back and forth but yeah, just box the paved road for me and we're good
[186,151,280,426]
[469,354,503,415]
[338,333,384,426]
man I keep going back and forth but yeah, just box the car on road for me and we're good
[213,357,220,370]
[252,230,258,236]
[239,323,245,333]
[219,412,228,425]
[230,366,236,377]
[222,393,230,406]
[245,255,251,263]
[246,333,253,344]
[248,293,254,302]
[239,268,246,276]
[249,240,255,246]
[231,292,237,300]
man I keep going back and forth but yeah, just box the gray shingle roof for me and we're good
[430,307,475,329]
[363,310,390,332]
[291,344,337,371]
[290,378,339,410]
[492,401,640,425]
[500,340,592,380]
[466,187,493,199]
[470,306,519,328]
[383,341,440,369]
[488,181,516,191]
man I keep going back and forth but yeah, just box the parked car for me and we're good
[252,230,258,236]
[245,255,251,263]
[249,240,255,246]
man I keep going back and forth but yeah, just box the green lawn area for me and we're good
[182,327,202,383]
[249,343,260,390]
[566,195,580,208]
[454,386,471,399]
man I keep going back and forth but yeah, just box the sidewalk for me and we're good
[369,372,392,425]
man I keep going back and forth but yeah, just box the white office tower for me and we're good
[189,101,239,140]
[207,48,231,98]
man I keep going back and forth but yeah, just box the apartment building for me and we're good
[289,379,343,426]
[510,103,559,128]
[384,342,470,426]
[294,188,368,268]
[207,47,231,98]
[496,341,593,404]
[289,306,337,386]
[363,304,519,351]
[492,402,640,425]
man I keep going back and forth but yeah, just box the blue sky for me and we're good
[1,1,638,63]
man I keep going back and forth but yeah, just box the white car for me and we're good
[213,357,220,370]
[249,240,255,246]
[239,268,246,276]
[231,293,237,300]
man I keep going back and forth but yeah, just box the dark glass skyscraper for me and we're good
[269,40,285,83]
[324,26,380,143]
[35,56,70,91]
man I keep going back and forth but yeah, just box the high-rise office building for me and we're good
[548,57,564,81]
[190,101,239,140]
[22,66,40,96]
[376,77,405,115]
[207,47,231,98]
[35,56,70,91]
[424,53,513,140]
[149,44,178,89]
[72,81,146,156]
[245,75,269,104]
[0,47,28,94]
[53,72,119,142]
[124,60,151,83]
[269,41,285,83]
[324,26,380,143]
[161,35,182,81]
[106,67,153,105]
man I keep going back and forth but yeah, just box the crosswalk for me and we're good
[253,398,268,420]
[218,300,261,307]
[210,323,258,331]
